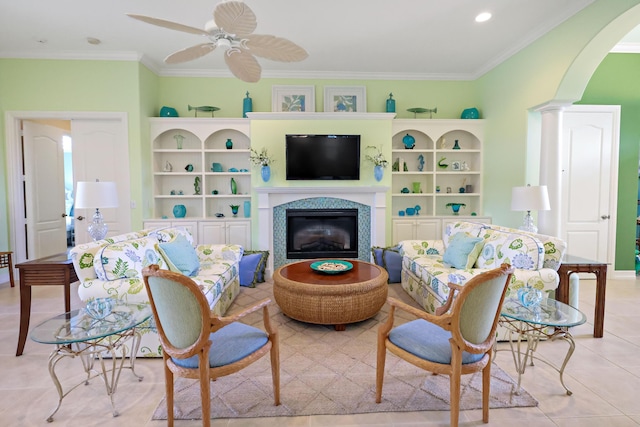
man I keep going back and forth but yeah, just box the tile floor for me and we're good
[1,275,639,426]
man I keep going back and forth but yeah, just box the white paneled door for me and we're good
[22,122,68,258]
[71,119,131,244]
[561,105,620,264]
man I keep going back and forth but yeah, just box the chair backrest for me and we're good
[450,264,514,349]
[142,265,211,358]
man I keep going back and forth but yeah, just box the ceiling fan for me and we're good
[127,0,308,82]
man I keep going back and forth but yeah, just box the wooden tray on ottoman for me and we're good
[273,259,388,330]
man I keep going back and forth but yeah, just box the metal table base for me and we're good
[45,327,144,422]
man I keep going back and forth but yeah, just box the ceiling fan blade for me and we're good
[244,34,308,62]
[224,50,261,83]
[214,1,257,35]
[127,14,210,36]
[165,43,217,64]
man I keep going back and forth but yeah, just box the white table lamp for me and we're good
[75,181,119,241]
[511,185,550,233]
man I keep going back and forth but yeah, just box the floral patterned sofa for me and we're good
[398,221,566,314]
[70,226,243,357]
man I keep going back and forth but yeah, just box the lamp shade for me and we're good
[75,181,119,209]
[511,185,550,212]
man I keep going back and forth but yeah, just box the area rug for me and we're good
[152,282,538,420]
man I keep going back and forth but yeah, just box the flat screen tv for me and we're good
[286,134,360,180]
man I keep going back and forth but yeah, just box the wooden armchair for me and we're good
[376,263,514,427]
[142,265,280,427]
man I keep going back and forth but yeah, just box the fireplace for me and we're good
[286,208,358,259]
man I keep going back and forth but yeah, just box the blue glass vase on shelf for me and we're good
[402,134,415,149]
[173,204,186,218]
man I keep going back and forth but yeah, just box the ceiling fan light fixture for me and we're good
[217,38,232,50]
[475,12,492,23]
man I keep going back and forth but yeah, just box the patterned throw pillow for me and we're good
[442,232,485,269]
[95,237,163,281]
[475,229,544,270]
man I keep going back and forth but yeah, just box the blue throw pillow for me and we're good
[442,232,484,269]
[371,244,402,283]
[239,253,263,287]
[157,234,200,276]
[244,250,269,284]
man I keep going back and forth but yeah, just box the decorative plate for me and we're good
[310,260,353,274]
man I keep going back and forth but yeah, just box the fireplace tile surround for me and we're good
[256,187,388,275]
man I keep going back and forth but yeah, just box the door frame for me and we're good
[5,111,128,264]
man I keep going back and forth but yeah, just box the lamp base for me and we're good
[519,211,538,233]
[87,208,108,241]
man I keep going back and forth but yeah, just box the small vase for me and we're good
[261,165,271,182]
[449,203,463,215]
[374,165,383,182]
[172,204,186,218]
[225,138,233,149]
[412,182,421,193]
[230,177,237,194]
[243,92,253,118]
[386,93,395,113]
[243,200,251,218]
[402,133,415,149]
[174,134,184,149]
[452,139,461,150]
[230,205,239,217]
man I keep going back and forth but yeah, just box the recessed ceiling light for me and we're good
[475,12,492,23]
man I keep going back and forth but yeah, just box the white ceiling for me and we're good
[1,0,638,80]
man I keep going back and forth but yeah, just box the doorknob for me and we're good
[601,215,610,220]
[61,213,68,218]
[76,215,85,221]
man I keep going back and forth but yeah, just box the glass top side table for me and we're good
[30,301,152,422]
[499,297,586,396]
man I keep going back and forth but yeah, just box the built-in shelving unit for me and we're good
[391,119,487,241]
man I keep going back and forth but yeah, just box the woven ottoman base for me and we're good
[273,259,388,330]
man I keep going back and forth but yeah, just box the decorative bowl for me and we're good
[85,297,115,319]
[310,260,353,274]
[405,207,416,216]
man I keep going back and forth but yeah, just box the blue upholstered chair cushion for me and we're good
[158,234,200,277]
[442,232,485,269]
[388,319,484,365]
[172,322,268,369]
[239,252,263,287]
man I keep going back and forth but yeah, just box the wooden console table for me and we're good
[556,255,607,338]
[16,252,78,356]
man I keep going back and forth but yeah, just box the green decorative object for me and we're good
[438,157,449,169]
[225,138,233,149]
[188,104,220,117]
[453,139,461,149]
[230,204,240,217]
[194,176,201,195]
[230,177,237,194]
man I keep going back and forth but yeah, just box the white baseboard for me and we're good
[611,269,636,280]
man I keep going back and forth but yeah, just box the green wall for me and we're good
[577,53,640,270]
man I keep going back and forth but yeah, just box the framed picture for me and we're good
[323,86,367,112]
[451,161,461,171]
[271,85,315,112]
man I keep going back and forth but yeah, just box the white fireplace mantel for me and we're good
[255,186,389,275]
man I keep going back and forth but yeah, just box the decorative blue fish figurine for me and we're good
[188,105,220,117]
